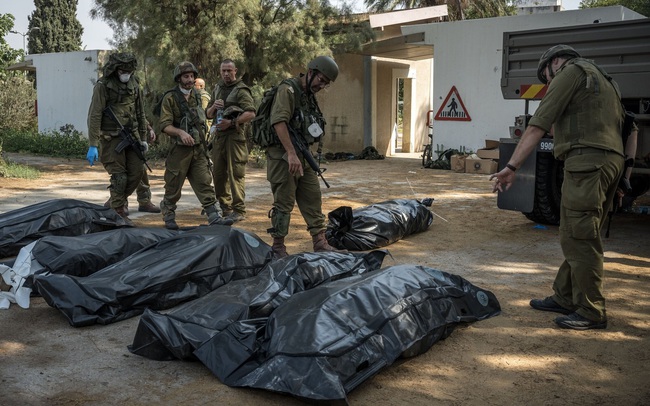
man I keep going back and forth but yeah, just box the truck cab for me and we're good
[498,18,650,225]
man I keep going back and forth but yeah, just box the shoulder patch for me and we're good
[287,87,294,94]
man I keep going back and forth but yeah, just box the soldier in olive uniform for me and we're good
[87,53,148,225]
[158,61,233,230]
[265,56,344,257]
[206,59,256,222]
[195,78,212,129]
[103,122,161,215]
[491,45,625,330]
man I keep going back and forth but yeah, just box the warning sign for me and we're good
[434,86,471,121]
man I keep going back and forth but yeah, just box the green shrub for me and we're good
[0,76,37,132]
[0,124,88,158]
[248,146,267,168]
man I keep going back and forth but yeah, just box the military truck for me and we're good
[497,18,650,225]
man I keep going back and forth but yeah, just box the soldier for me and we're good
[205,59,256,222]
[265,56,343,257]
[87,52,148,225]
[194,78,212,129]
[103,122,161,215]
[158,61,233,229]
[491,45,625,330]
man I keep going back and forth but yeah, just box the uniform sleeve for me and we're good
[135,87,148,141]
[238,87,256,112]
[528,65,583,132]
[159,94,176,133]
[270,83,295,126]
[87,82,107,147]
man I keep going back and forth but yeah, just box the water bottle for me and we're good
[216,109,223,125]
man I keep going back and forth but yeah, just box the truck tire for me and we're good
[524,152,563,225]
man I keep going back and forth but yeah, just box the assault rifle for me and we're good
[104,106,152,172]
[287,126,330,188]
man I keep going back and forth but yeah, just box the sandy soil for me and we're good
[1,152,649,405]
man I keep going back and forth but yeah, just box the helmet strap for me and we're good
[306,69,317,95]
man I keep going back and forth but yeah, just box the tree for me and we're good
[580,0,650,16]
[0,14,24,76]
[27,0,84,54]
[90,0,372,96]
[364,0,515,20]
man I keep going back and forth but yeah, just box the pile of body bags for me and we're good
[0,199,500,403]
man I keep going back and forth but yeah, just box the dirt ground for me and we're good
[0,151,649,406]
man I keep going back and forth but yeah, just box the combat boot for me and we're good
[138,201,161,213]
[105,198,129,216]
[205,205,234,226]
[312,230,345,253]
[272,237,288,258]
[114,206,135,227]
[163,213,179,230]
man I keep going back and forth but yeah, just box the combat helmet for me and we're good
[103,52,137,78]
[223,105,244,119]
[174,61,199,82]
[537,44,581,84]
[308,56,339,82]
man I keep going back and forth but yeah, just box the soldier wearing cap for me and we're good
[87,52,149,225]
[490,45,626,330]
[264,55,345,258]
[205,59,256,223]
[158,61,233,229]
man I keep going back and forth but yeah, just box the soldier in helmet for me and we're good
[87,52,150,225]
[158,61,233,229]
[205,59,256,223]
[490,45,626,330]
[264,55,345,257]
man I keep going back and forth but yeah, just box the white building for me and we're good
[29,50,108,136]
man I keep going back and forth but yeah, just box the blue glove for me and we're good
[86,146,98,166]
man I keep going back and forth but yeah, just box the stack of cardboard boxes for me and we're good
[451,140,499,174]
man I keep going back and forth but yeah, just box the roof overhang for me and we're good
[6,59,36,72]
[357,32,432,61]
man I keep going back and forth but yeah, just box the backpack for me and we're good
[250,79,301,147]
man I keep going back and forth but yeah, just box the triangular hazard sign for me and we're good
[434,86,471,121]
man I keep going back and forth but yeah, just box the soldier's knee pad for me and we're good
[110,172,128,194]
[267,207,291,237]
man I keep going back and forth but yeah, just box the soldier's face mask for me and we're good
[117,69,132,83]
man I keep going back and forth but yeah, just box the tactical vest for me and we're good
[166,87,208,144]
[99,76,140,132]
[285,77,326,146]
[552,58,624,158]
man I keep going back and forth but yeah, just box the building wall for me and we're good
[321,54,433,156]
[317,53,366,154]
[401,6,644,154]
[32,50,106,136]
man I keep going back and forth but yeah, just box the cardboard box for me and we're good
[465,158,498,174]
[476,140,500,160]
[450,154,467,173]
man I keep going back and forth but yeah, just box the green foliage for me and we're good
[0,125,87,158]
[580,0,650,15]
[0,76,37,131]
[90,0,372,94]
[465,0,516,19]
[364,0,515,20]
[0,160,41,179]
[248,145,267,168]
[1,14,25,75]
[28,0,83,54]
